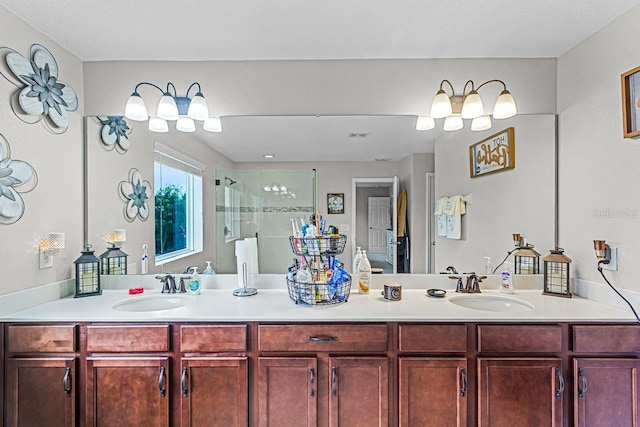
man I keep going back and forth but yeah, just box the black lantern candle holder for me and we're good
[543,248,572,298]
[513,246,540,274]
[100,244,128,275]
[74,244,101,297]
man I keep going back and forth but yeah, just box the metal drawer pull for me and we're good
[578,368,588,398]
[555,367,564,398]
[331,366,337,396]
[62,367,71,397]
[181,367,188,397]
[158,366,166,397]
[308,335,338,343]
[460,367,467,397]
[310,367,315,397]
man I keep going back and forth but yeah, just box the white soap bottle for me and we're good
[484,256,492,275]
[189,267,201,294]
[203,261,215,275]
[357,250,372,294]
[500,261,514,294]
[353,247,363,275]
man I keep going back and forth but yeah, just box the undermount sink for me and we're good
[113,295,195,312]
[448,295,534,313]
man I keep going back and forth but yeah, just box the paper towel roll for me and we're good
[235,239,258,288]
[244,237,259,274]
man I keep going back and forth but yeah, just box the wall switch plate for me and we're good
[39,250,53,269]
[602,247,618,271]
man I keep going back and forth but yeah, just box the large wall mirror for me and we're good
[83,114,556,276]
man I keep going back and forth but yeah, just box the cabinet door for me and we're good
[86,357,169,427]
[181,357,248,427]
[329,357,389,427]
[478,357,563,427]
[399,358,467,427]
[5,357,76,427]
[258,357,317,427]
[574,358,640,427]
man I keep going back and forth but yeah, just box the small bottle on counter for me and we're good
[353,246,363,275]
[203,261,215,274]
[189,267,201,294]
[500,261,514,294]
[357,250,371,294]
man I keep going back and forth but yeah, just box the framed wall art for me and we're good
[327,193,344,214]
[469,127,515,178]
[621,65,640,138]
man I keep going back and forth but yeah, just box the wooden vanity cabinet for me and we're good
[257,324,390,427]
[398,324,468,427]
[572,325,640,426]
[4,324,78,427]
[84,324,171,427]
[179,325,249,427]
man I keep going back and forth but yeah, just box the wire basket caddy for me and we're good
[289,235,347,256]
[286,277,351,306]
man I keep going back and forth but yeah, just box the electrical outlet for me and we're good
[39,250,53,269]
[602,246,618,271]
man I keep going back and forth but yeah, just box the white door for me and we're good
[368,197,391,254]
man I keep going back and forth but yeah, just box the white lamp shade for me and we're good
[471,115,492,131]
[111,229,127,243]
[493,90,517,119]
[430,90,453,118]
[443,114,463,131]
[263,185,271,191]
[47,232,65,250]
[187,94,209,121]
[124,93,148,121]
[461,90,484,119]
[176,116,196,132]
[203,116,222,132]
[280,186,287,192]
[157,94,179,120]
[148,117,169,133]
[415,115,435,131]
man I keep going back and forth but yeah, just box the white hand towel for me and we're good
[445,195,466,239]
[435,197,448,236]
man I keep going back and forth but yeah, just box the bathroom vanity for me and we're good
[1,279,638,427]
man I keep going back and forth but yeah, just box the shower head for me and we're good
[225,177,237,185]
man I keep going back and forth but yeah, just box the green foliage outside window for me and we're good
[155,184,187,255]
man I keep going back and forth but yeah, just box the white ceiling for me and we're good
[2,0,639,161]
[1,0,639,61]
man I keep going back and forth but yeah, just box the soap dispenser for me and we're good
[484,256,492,275]
[203,261,215,275]
[188,267,201,294]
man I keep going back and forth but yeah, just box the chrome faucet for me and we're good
[441,265,459,274]
[183,266,196,274]
[465,273,486,293]
[156,274,177,293]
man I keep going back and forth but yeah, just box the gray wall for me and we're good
[0,8,84,295]
[558,3,640,292]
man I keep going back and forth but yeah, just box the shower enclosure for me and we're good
[215,168,317,274]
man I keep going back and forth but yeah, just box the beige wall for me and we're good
[558,3,640,293]
[0,7,84,295]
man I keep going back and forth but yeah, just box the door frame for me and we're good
[351,177,398,273]
[426,172,436,274]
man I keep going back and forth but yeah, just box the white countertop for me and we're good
[2,274,636,322]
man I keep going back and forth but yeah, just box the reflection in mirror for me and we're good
[84,114,556,276]
[215,167,317,273]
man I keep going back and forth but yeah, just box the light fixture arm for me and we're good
[132,81,166,96]
[186,82,203,97]
[475,79,508,92]
[462,80,476,96]
[438,79,455,95]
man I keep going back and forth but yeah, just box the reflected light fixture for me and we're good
[416,79,517,132]
[124,81,222,133]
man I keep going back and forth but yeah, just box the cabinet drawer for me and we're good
[87,325,170,352]
[180,324,247,352]
[477,324,562,353]
[573,325,640,353]
[7,325,76,353]
[259,324,388,352]
[399,324,467,353]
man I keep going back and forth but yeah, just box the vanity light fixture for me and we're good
[263,154,275,159]
[124,81,222,133]
[416,79,517,132]
[38,232,65,269]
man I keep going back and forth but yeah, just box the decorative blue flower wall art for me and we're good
[97,116,131,154]
[0,134,38,224]
[0,44,78,134]
[119,168,151,222]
